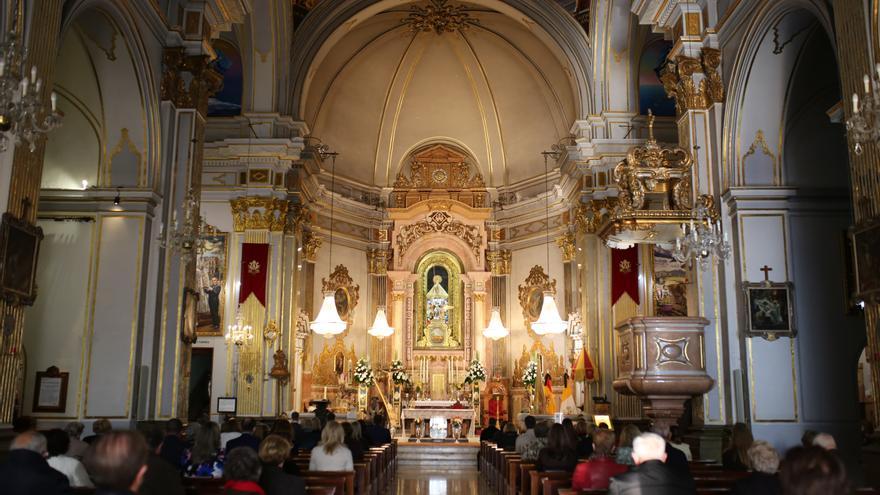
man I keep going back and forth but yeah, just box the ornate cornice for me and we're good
[230,196,289,232]
[396,210,483,260]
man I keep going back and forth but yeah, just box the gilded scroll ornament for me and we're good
[396,212,483,260]
[402,0,479,34]
[518,266,557,338]
[322,264,360,334]
[701,48,724,104]
[230,197,290,232]
[513,341,565,386]
[486,250,511,276]
[556,232,577,262]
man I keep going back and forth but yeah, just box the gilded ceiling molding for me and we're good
[160,48,223,114]
[402,0,479,34]
[396,210,483,260]
[230,196,290,232]
[659,48,725,114]
[486,249,511,276]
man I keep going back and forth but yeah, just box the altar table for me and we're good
[400,407,476,438]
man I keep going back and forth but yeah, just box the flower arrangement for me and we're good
[353,358,374,386]
[521,361,538,386]
[463,359,487,384]
[451,417,463,427]
[390,359,411,385]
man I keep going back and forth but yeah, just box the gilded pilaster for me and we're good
[0,0,63,423]
[834,0,880,424]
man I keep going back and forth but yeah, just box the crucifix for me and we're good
[760,265,773,282]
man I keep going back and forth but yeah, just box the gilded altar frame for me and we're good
[414,251,464,349]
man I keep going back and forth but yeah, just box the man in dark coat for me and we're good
[158,418,187,469]
[0,431,71,495]
[364,414,392,446]
[226,418,261,452]
[139,429,185,495]
[609,432,695,495]
[480,418,500,443]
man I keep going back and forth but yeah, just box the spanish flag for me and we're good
[573,347,597,382]
[544,373,557,414]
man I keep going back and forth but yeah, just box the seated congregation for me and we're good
[479,416,855,495]
[0,413,397,495]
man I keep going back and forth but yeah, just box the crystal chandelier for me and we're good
[367,306,394,339]
[225,308,254,346]
[0,30,62,152]
[482,307,509,340]
[158,189,207,265]
[532,149,567,335]
[310,144,347,338]
[846,66,880,155]
[672,199,731,269]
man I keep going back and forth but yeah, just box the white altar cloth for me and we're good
[400,407,476,437]
[411,400,468,408]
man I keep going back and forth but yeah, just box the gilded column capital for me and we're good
[660,48,725,113]
[574,198,618,234]
[230,196,290,232]
[556,232,577,262]
[367,248,391,275]
[161,48,223,115]
[486,249,511,276]
[285,204,312,235]
[301,231,322,263]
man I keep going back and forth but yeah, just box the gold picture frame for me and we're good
[518,265,556,339]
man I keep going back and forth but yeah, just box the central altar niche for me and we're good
[415,251,463,349]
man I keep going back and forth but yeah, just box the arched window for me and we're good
[638,38,675,117]
[209,39,243,117]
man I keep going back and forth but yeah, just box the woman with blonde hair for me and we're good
[258,435,306,495]
[308,420,353,471]
[184,421,223,478]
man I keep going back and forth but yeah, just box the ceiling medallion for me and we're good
[403,0,479,34]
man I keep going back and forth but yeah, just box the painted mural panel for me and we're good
[639,39,675,117]
[209,39,243,117]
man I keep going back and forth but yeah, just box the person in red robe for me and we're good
[486,394,503,421]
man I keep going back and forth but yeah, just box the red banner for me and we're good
[611,246,639,305]
[239,243,269,305]
[574,348,597,382]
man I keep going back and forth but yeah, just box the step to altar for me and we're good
[396,441,479,467]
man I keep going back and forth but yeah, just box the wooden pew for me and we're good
[519,463,536,495]
[300,471,355,495]
[542,476,572,495]
[306,488,336,495]
[529,470,571,495]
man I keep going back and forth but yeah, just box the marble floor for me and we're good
[394,467,489,495]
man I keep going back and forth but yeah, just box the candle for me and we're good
[323,386,327,399]
[21,78,27,95]
[865,74,871,94]
[0,58,5,76]
[875,63,880,80]
[854,94,860,114]
[30,65,36,84]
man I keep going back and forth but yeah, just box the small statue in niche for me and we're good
[269,349,290,382]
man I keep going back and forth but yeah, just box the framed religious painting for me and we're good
[742,281,796,340]
[196,229,228,336]
[0,212,43,306]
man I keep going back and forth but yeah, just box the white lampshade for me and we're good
[367,307,395,339]
[482,307,509,340]
[531,291,567,335]
[310,293,347,337]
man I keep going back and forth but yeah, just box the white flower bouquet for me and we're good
[390,359,411,385]
[354,358,374,386]
[521,361,538,386]
[463,359,487,384]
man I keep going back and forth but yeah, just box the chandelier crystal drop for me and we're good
[846,65,880,155]
[0,32,62,152]
[672,200,731,270]
[531,292,567,335]
[367,306,395,339]
[482,306,509,340]
[158,189,207,265]
[225,308,254,346]
[311,292,347,338]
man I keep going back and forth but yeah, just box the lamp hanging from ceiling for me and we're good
[483,307,509,340]
[310,144,347,338]
[368,306,394,339]
[225,306,254,346]
[531,149,567,335]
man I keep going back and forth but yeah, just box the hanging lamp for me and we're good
[531,150,567,335]
[483,307,509,340]
[368,306,394,339]
[310,147,347,338]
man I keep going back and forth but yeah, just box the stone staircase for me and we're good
[397,442,479,468]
